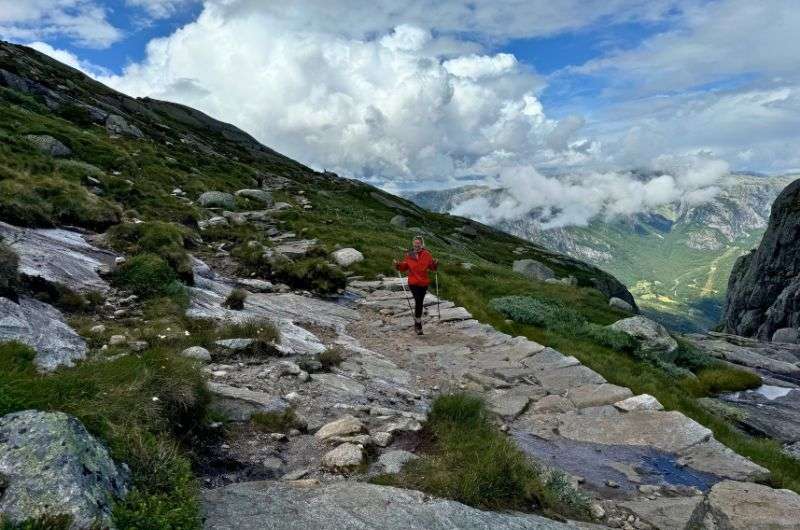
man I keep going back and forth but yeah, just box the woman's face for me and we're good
[413,238,422,251]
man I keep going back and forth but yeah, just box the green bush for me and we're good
[273,257,346,294]
[223,288,248,310]
[107,221,193,284]
[490,296,637,353]
[0,514,73,530]
[113,253,183,299]
[376,393,589,518]
[0,239,19,298]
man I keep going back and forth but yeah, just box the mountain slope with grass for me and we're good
[1,40,800,529]
[409,174,795,331]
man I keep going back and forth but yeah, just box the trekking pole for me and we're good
[435,270,441,320]
[396,270,414,314]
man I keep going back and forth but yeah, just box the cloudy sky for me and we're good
[3,0,800,225]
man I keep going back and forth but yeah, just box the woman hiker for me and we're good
[393,235,438,335]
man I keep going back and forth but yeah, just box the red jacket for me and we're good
[395,248,437,287]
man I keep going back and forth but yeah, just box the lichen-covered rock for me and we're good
[198,191,235,209]
[512,259,555,281]
[0,296,86,372]
[24,134,71,156]
[321,443,364,470]
[331,248,364,268]
[180,346,211,361]
[314,415,364,441]
[609,315,678,354]
[0,410,128,528]
[105,114,143,138]
[377,450,418,474]
[235,189,273,206]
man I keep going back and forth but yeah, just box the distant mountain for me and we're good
[407,173,797,331]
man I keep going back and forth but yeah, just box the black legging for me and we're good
[409,285,427,319]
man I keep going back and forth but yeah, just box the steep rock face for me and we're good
[723,178,800,340]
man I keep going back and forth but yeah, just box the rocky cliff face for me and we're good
[723,178,800,340]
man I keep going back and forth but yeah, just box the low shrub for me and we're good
[0,238,19,299]
[490,296,637,353]
[223,288,248,310]
[376,393,590,518]
[318,347,344,371]
[112,253,183,299]
[273,257,346,294]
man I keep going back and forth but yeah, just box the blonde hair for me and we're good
[413,235,425,247]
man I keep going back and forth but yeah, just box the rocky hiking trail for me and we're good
[187,247,799,529]
[2,210,800,528]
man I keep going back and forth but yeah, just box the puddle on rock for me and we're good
[513,431,722,496]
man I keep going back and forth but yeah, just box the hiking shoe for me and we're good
[414,318,423,335]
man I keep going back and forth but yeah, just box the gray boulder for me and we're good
[0,410,128,528]
[610,315,678,354]
[198,191,235,209]
[180,346,212,362]
[377,449,419,474]
[105,114,143,138]
[24,134,71,156]
[201,480,574,529]
[772,327,798,344]
[701,480,800,529]
[512,259,555,281]
[609,297,634,312]
[0,296,87,372]
[207,382,289,421]
[331,248,364,267]
[235,189,274,207]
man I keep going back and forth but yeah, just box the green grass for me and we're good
[374,394,589,519]
[0,340,210,529]
[112,253,186,300]
[318,347,344,371]
[691,367,762,395]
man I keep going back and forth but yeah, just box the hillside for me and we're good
[2,40,800,529]
[409,174,795,331]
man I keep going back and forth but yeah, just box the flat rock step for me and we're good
[201,480,578,529]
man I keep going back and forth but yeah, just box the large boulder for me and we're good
[608,297,634,312]
[201,480,574,529]
[700,480,800,529]
[512,259,555,281]
[0,296,87,372]
[772,327,798,344]
[24,134,71,156]
[105,114,143,138]
[610,315,678,354]
[235,189,274,207]
[198,191,235,209]
[723,178,800,340]
[331,248,364,268]
[0,410,128,528]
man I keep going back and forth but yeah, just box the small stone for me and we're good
[606,480,620,488]
[321,443,364,470]
[371,431,392,447]
[128,340,148,352]
[281,468,309,481]
[181,346,212,362]
[314,415,364,441]
[377,450,419,474]
[297,371,310,382]
[270,433,287,442]
[109,334,126,346]
[89,324,106,334]
[331,248,364,267]
[113,309,127,318]
[590,503,606,519]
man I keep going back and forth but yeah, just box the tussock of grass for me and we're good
[376,394,589,519]
[107,221,194,283]
[0,514,73,530]
[0,237,19,299]
[251,409,299,433]
[318,347,344,371]
[0,340,210,528]
[222,288,248,310]
[272,256,346,294]
[690,367,762,396]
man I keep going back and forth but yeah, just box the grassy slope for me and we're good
[0,41,797,529]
